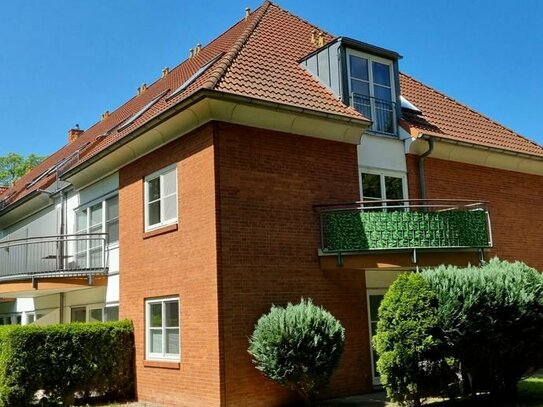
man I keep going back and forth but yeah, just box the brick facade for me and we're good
[216,123,371,406]
[407,154,543,271]
[119,124,223,406]
[119,122,374,406]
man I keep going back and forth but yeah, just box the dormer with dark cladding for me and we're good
[301,37,402,137]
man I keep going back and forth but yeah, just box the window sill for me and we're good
[143,359,180,369]
[143,223,178,239]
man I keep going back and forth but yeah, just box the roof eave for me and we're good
[60,88,370,189]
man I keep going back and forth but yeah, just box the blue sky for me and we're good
[0,0,541,156]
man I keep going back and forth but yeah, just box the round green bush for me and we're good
[248,298,345,405]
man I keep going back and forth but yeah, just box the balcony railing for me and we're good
[0,234,108,282]
[317,199,492,253]
[351,93,397,135]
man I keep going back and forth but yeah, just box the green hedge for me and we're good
[0,320,134,406]
[323,210,489,251]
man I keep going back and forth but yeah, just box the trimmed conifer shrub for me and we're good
[422,258,543,398]
[373,273,453,406]
[248,298,345,405]
[375,259,543,405]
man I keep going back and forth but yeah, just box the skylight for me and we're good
[25,142,91,190]
[118,89,170,132]
[167,53,224,101]
[400,95,422,114]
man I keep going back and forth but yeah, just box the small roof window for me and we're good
[118,89,170,132]
[167,53,224,101]
[400,95,422,114]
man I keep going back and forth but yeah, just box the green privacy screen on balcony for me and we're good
[323,210,490,252]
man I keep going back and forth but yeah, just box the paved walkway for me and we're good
[318,391,391,406]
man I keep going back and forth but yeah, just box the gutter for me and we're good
[61,88,370,182]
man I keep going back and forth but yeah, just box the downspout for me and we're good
[418,137,434,204]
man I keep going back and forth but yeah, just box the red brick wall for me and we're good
[216,123,372,407]
[119,124,223,406]
[407,154,543,271]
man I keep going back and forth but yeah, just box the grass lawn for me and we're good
[425,377,543,407]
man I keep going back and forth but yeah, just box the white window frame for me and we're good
[74,193,119,269]
[145,296,180,362]
[359,168,408,206]
[346,49,396,134]
[144,164,178,232]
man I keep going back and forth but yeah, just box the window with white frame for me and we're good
[347,50,396,134]
[75,195,118,268]
[360,170,406,208]
[145,297,180,361]
[144,164,178,231]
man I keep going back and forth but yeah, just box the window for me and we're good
[145,297,180,361]
[70,306,105,323]
[348,51,396,134]
[71,307,87,322]
[360,170,406,208]
[89,307,104,322]
[104,305,119,322]
[75,195,118,268]
[144,165,178,231]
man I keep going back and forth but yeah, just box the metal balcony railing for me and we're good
[351,93,397,135]
[316,199,493,253]
[0,234,108,282]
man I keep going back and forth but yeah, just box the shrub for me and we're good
[423,258,543,398]
[0,320,134,406]
[248,298,345,405]
[373,273,452,406]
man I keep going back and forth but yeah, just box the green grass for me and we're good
[425,377,543,407]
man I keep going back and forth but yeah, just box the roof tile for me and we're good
[400,73,543,157]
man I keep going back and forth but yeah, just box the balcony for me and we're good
[0,234,108,282]
[317,200,492,258]
[351,94,397,135]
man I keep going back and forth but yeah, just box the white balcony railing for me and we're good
[0,234,108,282]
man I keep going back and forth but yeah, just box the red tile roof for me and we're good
[1,0,541,210]
[400,73,543,157]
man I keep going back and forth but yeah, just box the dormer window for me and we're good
[347,51,396,135]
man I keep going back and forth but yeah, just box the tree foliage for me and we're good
[0,153,45,186]
[248,298,345,405]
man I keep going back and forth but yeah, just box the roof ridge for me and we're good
[400,72,543,151]
[202,1,271,90]
[269,1,333,38]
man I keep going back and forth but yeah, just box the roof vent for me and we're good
[101,111,110,121]
[195,43,202,55]
[68,126,84,143]
[137,83,148,95]
[162,67,170,78]
[245,7,250,19]
[189,48,194,59]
